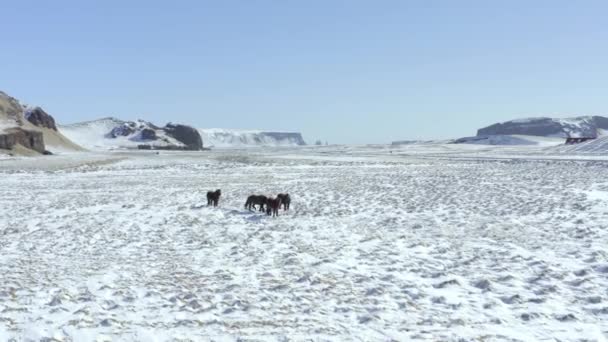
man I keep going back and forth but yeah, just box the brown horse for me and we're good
[245,195,267,212]
[277,193,291,210]
[207,189,221,207]
[266,197,282,217]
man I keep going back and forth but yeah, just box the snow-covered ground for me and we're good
[1,145,608,341]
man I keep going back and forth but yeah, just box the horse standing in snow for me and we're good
[277,193,291,210]
[266,197,282,217]
[207,189,222,207]
[245,195,267,212]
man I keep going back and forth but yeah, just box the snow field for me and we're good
[1,149,608,340]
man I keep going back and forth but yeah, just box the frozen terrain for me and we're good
[1,145,608,341]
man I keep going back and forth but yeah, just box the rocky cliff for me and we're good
[1,92,83,155]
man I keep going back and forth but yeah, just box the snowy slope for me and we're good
[391,139,455,146]
[199,128,306,147]
[547,136,608,155]
[454,134,565,146]
[60,118,187,150]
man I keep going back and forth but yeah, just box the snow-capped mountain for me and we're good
[477,116,608,138]
[198,128,306,147]
[60,118,203,151]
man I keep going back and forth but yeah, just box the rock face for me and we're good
[0,127,45,153]
[25,107,57,130]
[164,124,203,150]
[477,116,608,138]
[110,123,135,138]
[140,128,157,140]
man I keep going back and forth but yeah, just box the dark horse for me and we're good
[277,193,291,210]
[207,189,221,207]
[266,197,282,217]
[245,195,267,212]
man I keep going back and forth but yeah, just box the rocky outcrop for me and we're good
[1,91,84,155]
[25,107,57,130]
[0,127,45,153]
[140,128,157,140]
[164,123,203,150]
[477,116,608,138]
[110,123,135,138]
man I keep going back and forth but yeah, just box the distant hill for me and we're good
[60,117,203,151]
[477,116,608,138]
[198,128,306,147]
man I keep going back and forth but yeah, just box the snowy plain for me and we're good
[1,144,608,341]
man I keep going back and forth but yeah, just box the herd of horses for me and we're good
[206,189,291,217]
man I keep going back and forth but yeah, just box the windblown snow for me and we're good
[1,145,607,340]
[199,128,306,147]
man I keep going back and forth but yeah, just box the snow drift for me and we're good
[453,135,564,146]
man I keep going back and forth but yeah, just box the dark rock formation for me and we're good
[163,123,203,150]
[0,128,45,153]
[477,116,608,138]
[25,107,57,130]
[140,128,157,140]
[110,123,136,138]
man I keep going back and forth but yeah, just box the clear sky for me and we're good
[2,0,608,144]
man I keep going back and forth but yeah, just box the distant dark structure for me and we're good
[565,137,595,145]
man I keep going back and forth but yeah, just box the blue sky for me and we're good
[2,0,608,144]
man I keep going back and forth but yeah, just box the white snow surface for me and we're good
[549,136,608,155]
[1,145,608,340]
